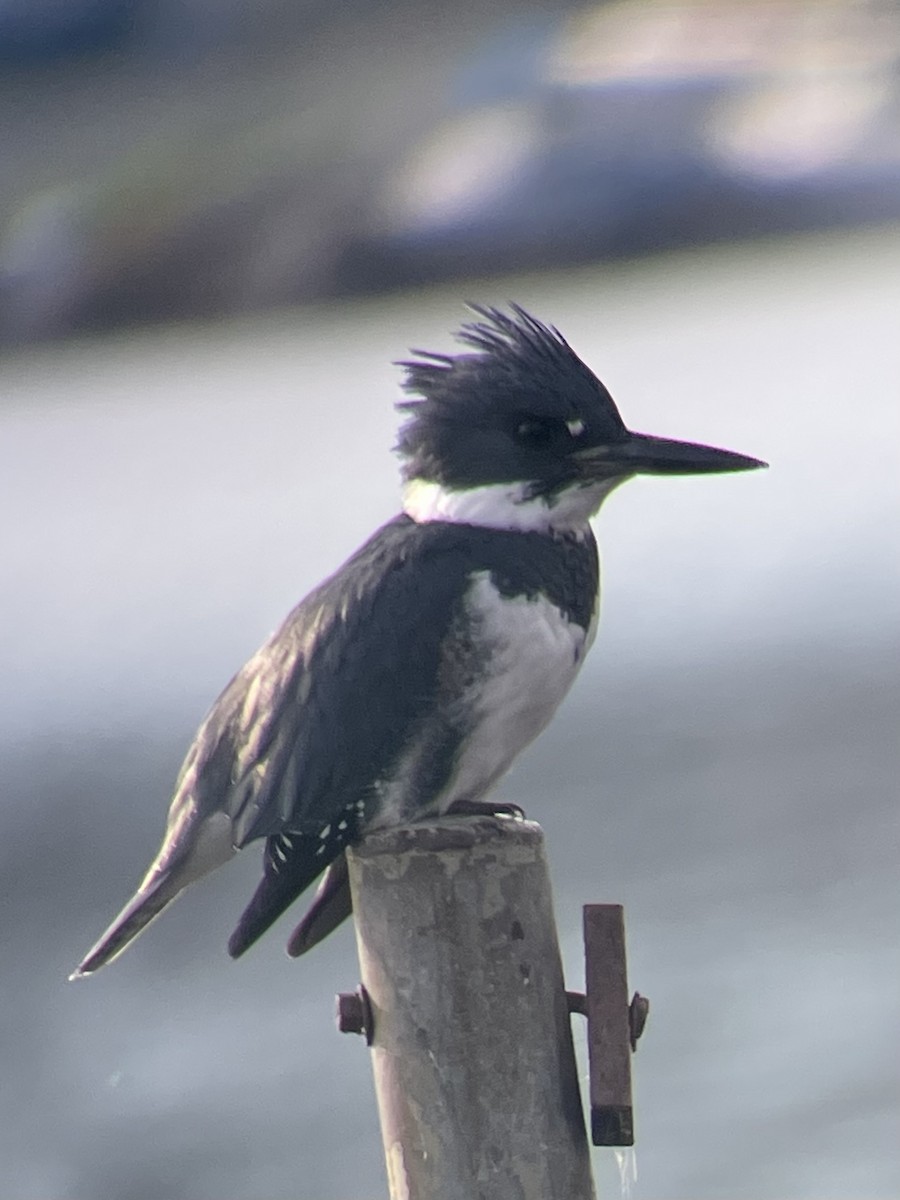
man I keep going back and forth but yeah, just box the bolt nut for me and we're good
[629,991,649,1050]
[566,990,588,1017]
[335,984,374,1044]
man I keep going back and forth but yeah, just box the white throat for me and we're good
[402,476,621,533]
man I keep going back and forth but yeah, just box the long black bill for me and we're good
[581,432,767,476]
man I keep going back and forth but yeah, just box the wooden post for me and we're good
[345,816,595,1200]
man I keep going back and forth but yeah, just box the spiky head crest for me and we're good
[394,304,627,488]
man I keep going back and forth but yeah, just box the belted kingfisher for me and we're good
[71,305,764,978]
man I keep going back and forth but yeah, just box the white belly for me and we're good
[438,571,597,810]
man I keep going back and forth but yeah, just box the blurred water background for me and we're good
[2,2,899,1198]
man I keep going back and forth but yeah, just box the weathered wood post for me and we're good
[344,815,596,1200]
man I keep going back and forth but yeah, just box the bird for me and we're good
[70,304,765,979]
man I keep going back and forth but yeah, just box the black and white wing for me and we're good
[71,516,479,974]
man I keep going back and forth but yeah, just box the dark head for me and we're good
[397,305,765,531]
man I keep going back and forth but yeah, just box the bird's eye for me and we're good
[515,418,559,445]
[515,416,585,445]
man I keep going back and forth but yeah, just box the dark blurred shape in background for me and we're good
[1,0,899,345]
[0,0,139,65]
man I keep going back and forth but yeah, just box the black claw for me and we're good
[447,798,527,821]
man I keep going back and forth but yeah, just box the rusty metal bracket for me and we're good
[569,904,648,1147]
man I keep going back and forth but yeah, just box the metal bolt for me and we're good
[336,984,375,1045]
[569,988,648,1050]
[628,991,649,1050]
[566,990,588,1016]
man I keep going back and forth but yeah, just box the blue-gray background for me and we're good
[2,3,899,1198]
[3,228,898,1198]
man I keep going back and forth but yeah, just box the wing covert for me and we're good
[175,517,474,849]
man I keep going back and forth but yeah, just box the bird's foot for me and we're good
[447,798,527,822]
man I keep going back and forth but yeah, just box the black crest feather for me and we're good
[397,303,603,415]
[394,304,626,486]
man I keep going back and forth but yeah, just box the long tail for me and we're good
[70,810,236,979]
[69,871,185,979]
